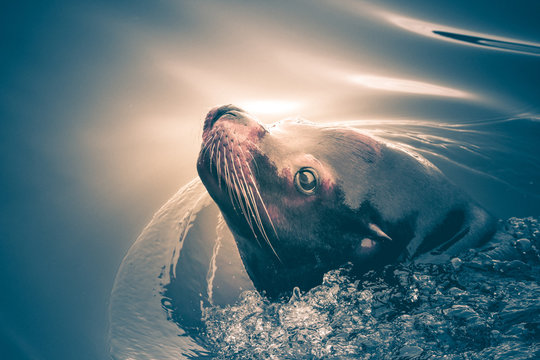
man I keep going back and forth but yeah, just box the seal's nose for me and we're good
[204,104,245,132]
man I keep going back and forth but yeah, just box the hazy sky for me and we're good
[1,1,539,359]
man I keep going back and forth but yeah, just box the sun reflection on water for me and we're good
[349,74,471,98]
[384,13,540,56]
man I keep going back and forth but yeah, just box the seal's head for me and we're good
[197,105,495,298]
[197,105,409,297]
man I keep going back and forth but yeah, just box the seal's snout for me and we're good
[204,104,245,132]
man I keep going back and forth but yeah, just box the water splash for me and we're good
[109,179,216,359]
[206,215,226,305]
[203,217,540,359]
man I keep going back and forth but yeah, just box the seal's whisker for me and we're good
[236,187,256,238]
[203,134,216,171]
[229,153,251,227]
[223,149,235,208]
[226,153,240,214]
[238,143,260,176]
[235,175,253,226]
[230,154,252,226]
[233,183,264,248]
[228,141,279,259]
[209,141,216,174]
[237,162,265,231]
[245,166,282,263]
[216,135,224,190]
[228,156,261,250]
[202,134,215,158]
[230,153,264,248]
[247,170,280,239]
[210,133,264,251]
[248,151,260,176]
[240,164,273,252]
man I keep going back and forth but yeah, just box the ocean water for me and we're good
[105,1,540,359]
[2,0,539,359]
[109,182,540,359]
[203,218,540,360]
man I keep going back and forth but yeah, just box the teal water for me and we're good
[1,0,539,359]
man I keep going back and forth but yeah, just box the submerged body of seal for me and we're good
[197,105,496,298]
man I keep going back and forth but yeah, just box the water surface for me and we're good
[1,0,539,359]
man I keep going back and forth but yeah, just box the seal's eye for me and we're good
[294,167,319,195]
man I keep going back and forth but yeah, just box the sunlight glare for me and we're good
[237,100,303,116]
[349,74,470,98]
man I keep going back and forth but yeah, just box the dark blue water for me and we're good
[1,0,539,359]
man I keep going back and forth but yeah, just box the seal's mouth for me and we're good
[197,105,281,261]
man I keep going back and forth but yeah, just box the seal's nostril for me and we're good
[204,104,245,131]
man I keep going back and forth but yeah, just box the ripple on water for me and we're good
[203,217,540,359]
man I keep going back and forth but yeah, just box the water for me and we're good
[2,0,539,359]
[106,1,540,359]
[204,217,540,359]
[110,181,540,359]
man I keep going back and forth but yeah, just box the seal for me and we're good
[197,105,496,298]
